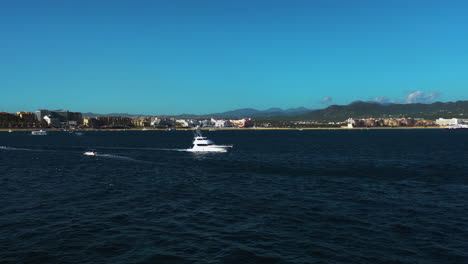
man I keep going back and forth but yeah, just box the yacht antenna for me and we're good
[193,126,202,137]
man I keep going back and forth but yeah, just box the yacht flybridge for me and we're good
[187,130,232,152]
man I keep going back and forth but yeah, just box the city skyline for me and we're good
[1,0,468,114]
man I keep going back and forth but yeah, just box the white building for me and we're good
[199,119,213,127]
[43,115,60,127]
[176,119,189,127]
[150,117,159,126]
[436,118,468,126]
[213,119,232,128]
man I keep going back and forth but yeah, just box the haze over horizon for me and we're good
[1,0,468,114]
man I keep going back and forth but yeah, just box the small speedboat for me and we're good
[84,149,98,156]
[187,130,232,153]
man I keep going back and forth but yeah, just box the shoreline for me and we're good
[0,126,447,132]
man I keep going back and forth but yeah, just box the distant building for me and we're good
[97,116,133,128]
[0,112,20,127]
[83,116,133,128]
[152,117,175,128]
[43,115,61,127]
[199,119,213,127]
[132,117,151,127]
[35,109,50,121]
[83,117,100,127]
[68,111,83,124]
[213,119,232,128]
[415,119,437,126]
[175,119,189,127]
[347,117,428,127]
[35,109,83,127]
[230,118,254,128]
[16,112,36,121]
[436,118,468,126]
[0,111,46,128]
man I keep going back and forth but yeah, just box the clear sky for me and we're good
[1,0,467,114]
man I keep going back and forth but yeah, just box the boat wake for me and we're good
[0,146,154,163]
[74,146,189,152]
[95,153,155,164]
[97,153,137,160]
[0,146,47,152]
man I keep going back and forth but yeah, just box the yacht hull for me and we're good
[186,147,229,153]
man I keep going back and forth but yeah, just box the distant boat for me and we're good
[31,130,47,136]
[8,129,13,133]
[446,124,468,130]
[142,127,150,131]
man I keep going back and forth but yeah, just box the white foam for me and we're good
[0,146,38,151]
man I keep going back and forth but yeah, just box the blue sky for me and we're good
[1,0,467,114]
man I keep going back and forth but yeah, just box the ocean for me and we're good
[0,129,467,264]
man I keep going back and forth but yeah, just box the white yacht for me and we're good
[31,130,47,135]
[187,130,232,153]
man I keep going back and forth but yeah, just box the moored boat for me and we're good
[446,124,468,130]
[31,130,47,135]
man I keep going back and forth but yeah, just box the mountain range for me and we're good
[83,101,468,121]
[210,107,311,118]
[297,100,468,122]
[83,107,312,118]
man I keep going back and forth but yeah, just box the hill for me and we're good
[298,101,468,122]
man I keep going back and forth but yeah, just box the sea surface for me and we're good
[0,129,467,264]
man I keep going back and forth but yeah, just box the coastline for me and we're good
[0,126,446,132]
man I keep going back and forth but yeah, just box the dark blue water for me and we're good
[1,130,467,264]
